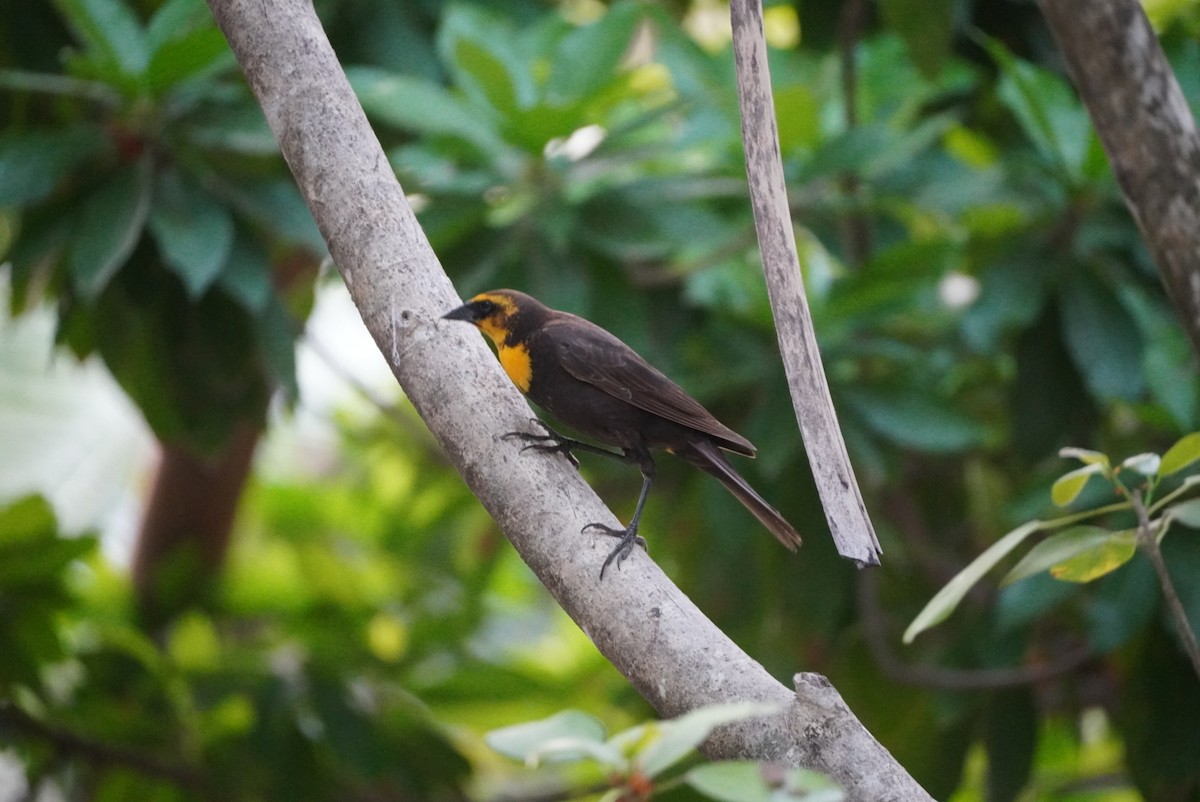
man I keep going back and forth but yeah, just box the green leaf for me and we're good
[68,158,153,299]
[685,761,843,802]
[148,169,234,297]
[1059,273,1144,401]
[1161,432,1200,477]
[438,5,533,115]
[845,388,987,453]
[0,126,109,207]
[1058,447,1110,469]
[988,39,1093,178]
[1002,526,1128,586]
[485,710,607,763]
[1122,452,1161,477]
[904,520,1042,643]
[216,229,273,312]
[52,0,150,77]
[545,3,642,104]
[145,26,232,94]
[347,67,505,155]
[634,702,782,778]
[878,0,955,79]
[1051,463,1105,507]
[1049,531,1137,583]
[145,0,210,54]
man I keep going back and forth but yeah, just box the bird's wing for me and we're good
[546,315,755,456]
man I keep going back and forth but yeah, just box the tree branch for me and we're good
[1037,0,1200,357]
[203,1,925,797]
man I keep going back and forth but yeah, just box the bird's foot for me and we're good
[502,419,579,468]
[583,522,647,579]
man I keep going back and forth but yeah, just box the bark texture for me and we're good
[729,0,882,566]
[1038,0,1200,356]
[203,0,929,797]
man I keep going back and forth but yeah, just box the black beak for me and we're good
[442,302,478,323]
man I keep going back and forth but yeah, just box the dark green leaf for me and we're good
[145,0,211,55]
[438,5,533,114]
[216,229,273,312]
[0,126,109,207]
[1059,273,1144,401]
[148,169,234,297]
[68,158,153,299]
[844,388,987,453]
[878,0,955,78]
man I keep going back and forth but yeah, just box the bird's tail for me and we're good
[679,439,802,551]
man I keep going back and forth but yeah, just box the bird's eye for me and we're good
[477,300,497,317]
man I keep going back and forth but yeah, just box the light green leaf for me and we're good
[347,67,504,155]
[52,0,150,77]
[1121,452,1161,477]
[68,158,153,299]
[635,702,782,778]
[685,761,843,802]
[904,521,1042,643]
[1168,497,1200,529]
[1058,447,1110,468]
[1161,432,1200,477]
[1051,463,1105,507]
[1002,526,1129,586]
[145,27,232,94]
[485,710,606,763]
[148,169,234,297]
[526,735,626,769]
[546,3,642,104]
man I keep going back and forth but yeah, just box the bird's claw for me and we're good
[584,522,647,579]
[502,420,580,468]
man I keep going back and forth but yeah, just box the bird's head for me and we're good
[443,290,535,346]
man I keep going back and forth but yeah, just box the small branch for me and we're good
[857,571,1093,691]
[729,0,882,566]
[1131,489,1200,681]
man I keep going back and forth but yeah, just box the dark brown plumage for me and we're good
[444,289,801,576]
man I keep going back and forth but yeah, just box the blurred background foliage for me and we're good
[1,0,1200,799]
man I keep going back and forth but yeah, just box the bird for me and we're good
[443,289,802,577]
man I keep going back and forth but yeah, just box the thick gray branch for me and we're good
[204,0,925,797]
[1038,0,1200,357]
[729,0,882,566]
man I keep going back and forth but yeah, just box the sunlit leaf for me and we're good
[1049,531,1137,583]
[1051,463,1105,507]
[1160,432,1200,477]
[685,760,844,802]
[1059,447,1110,468]
[904,521,1042,643]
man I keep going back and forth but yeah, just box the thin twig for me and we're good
[0,704,204,790]
[857,571,1093,690]
[1131,489,1200,681]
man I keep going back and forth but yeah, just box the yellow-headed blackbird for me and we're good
[444,289,802,576]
